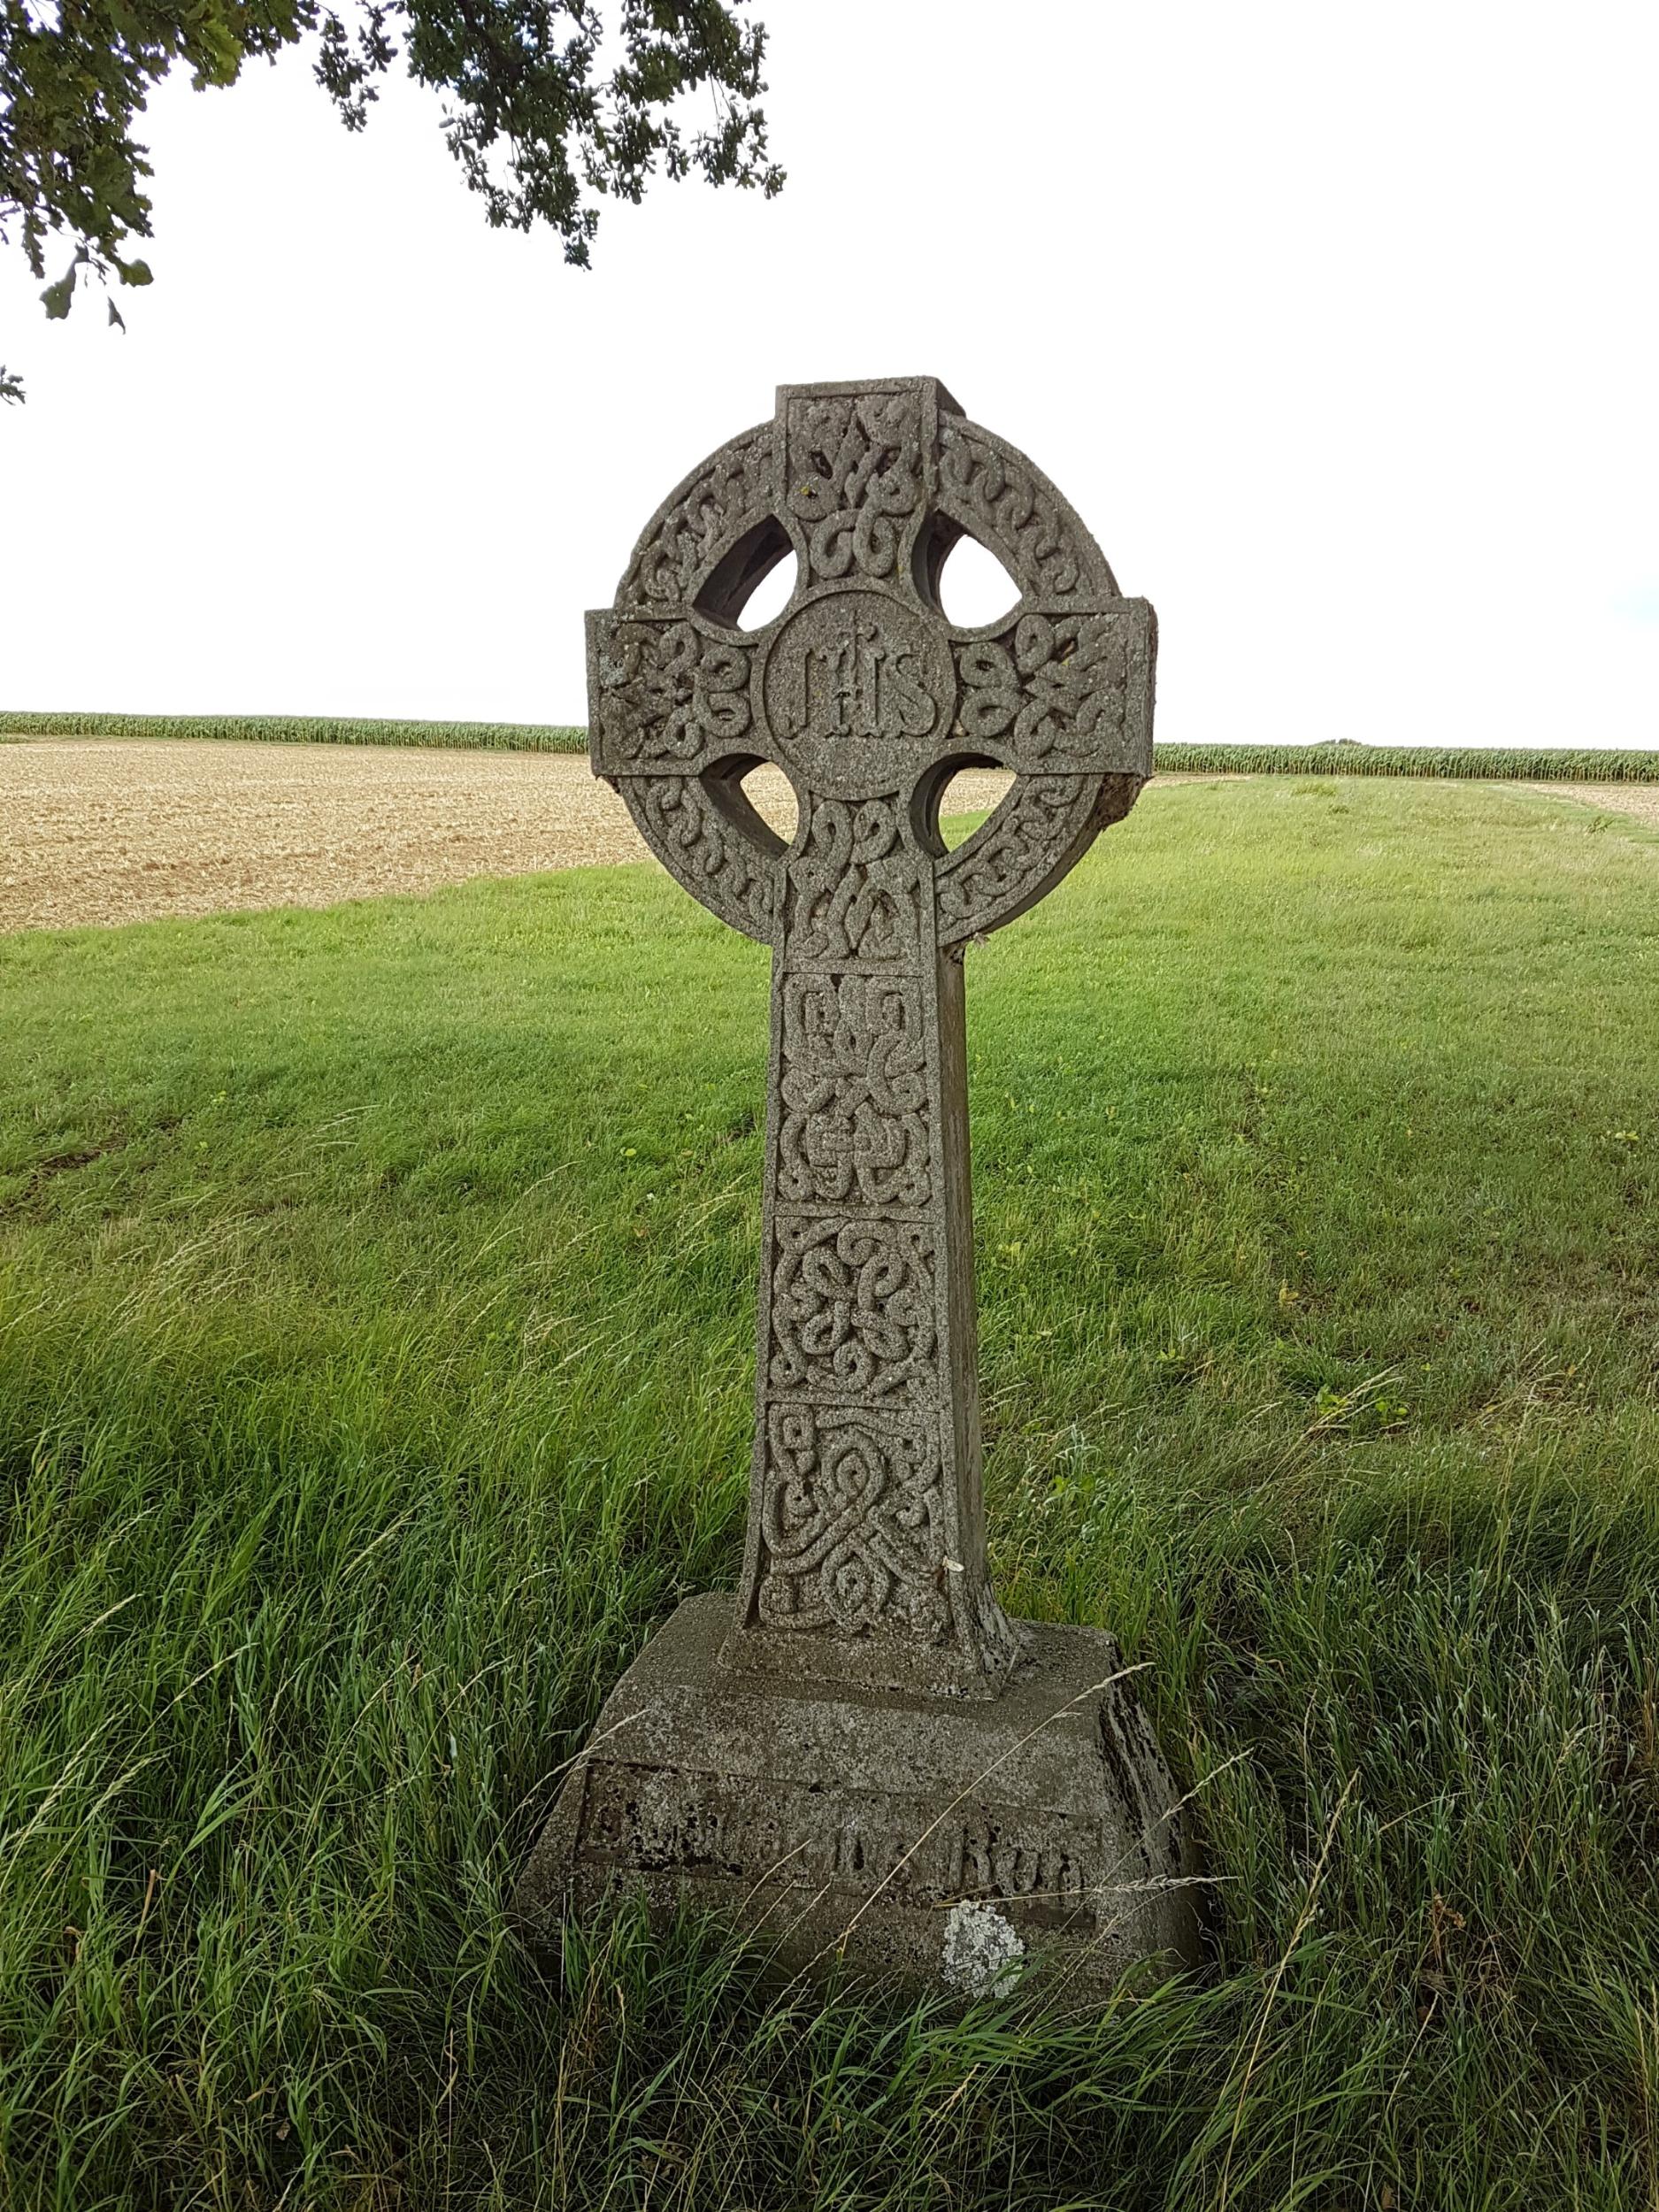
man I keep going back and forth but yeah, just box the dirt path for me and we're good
[0,741,1016,933]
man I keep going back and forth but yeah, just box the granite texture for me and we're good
[518,380,1196,1992]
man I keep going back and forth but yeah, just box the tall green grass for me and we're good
[1,777,1657,2207]
[5,712,1656,780]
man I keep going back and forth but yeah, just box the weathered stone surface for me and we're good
[516,1596,1199,1996]
[518,379,1199,1992]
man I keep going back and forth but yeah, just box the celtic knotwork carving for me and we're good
[588,380,1152,1697]
[934,774,1127,948]
[769,1215,936,1402]
[786,795,923,965]
[756,1406,949,1642]
[618,427,773,611]
[616,774,779,941]
[784,389,926,584]
[779,973,929,1209]
[938,419,1107,602]
[593,618,752,770]
[955,613,1131,764]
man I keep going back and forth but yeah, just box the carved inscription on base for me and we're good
[577,1763,1094,1927]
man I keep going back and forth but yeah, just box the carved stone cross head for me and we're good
[590,378,1155,1702]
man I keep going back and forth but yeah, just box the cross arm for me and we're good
[947,599,1156,780]
[588,609,786,945]
[927,597,1155,948]
[588,611,764,778]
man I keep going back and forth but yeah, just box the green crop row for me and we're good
[1155,740,1659,781]
[0,710,588,751]
[4,714,1655,781]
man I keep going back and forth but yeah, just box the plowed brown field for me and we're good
[2,740,1651,933]
[0,741,1017,933]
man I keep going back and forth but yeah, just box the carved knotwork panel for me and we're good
[778,972,930,1210]
[750,1405,1023,1677]
[768,1214,937,1404]
[782,387,931,588]
[783,793,925,966]
[952,603,1155,775]
[756,1404,948,1641]
[590,617,754,775]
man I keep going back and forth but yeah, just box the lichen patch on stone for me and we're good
[941,1901,1026,1997]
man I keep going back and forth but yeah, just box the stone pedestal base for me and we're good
[514,1595,1202,1998]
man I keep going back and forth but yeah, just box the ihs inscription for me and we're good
[772,602,936,741]
[760,588,956,799]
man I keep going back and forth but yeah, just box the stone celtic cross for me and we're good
[591,378,1156,1702]
[520,379,1195,1993]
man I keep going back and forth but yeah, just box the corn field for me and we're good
[1155,741,1659,780]
[0,711,588,752]
[4,714,1656,780]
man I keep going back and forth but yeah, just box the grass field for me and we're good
[2,777,1657,2209]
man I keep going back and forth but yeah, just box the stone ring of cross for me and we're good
[589,376,1156,953]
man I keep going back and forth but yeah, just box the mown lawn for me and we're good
[1,776,1656,2210]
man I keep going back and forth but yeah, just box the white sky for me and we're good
[4,0,1656,745]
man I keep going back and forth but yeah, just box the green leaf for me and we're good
[108,298,127,331]
[41,265,78,320]
[115,257,154,288]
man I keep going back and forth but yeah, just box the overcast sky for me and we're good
[4,1,1655,745]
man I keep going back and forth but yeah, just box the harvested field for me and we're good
[0,740,1015,933]
[1,739,1651,934]
[1530,781,1659,832]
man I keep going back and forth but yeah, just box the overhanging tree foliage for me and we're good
[0,0,781,401]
